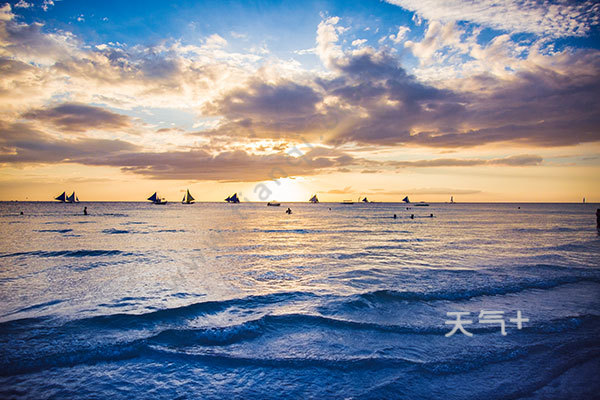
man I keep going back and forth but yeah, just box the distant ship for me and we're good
[225,193,240,203]
[182,189,195,204]
[148,192,167,205]
[55,191,79,203]
[341,199,354,205]
[309,194,319,203]
[267,201,281,206]
[403,195,428,206]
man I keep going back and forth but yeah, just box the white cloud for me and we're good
[0,3,13,21]
[42,0,54,12]
[15,1,32,9]
[230,31,247,39]
[316,16,344,69]
[204,33,227,48]
[389,26,410,44]
[386,0,600,37]
[351,39,367,47]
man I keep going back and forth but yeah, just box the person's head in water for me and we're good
[393,214,397,219]
[83,206,88,215]
[410,214,414,219]
[20,211,23,215]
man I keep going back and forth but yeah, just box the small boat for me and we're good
[403,195,428,206]
[309,194,319,203]
[225,193,240,203]
[55,191,79,203]
[267,201,281,206]
[362,197,369,203]
[341,200,354,205]
[450,196,455,204]
[182,189,195,204]
[148,192,167,204]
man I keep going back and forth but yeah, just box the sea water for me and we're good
[0,202,599,399]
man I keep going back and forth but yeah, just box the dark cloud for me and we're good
[23,103,132,132]
[79,146,354,181]
[205,80,321,117]
[202,45,600,149]
[200,79,341,139]
[0,120,355,180]
[0,121,138,164]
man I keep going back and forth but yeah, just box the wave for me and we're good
[102,228,130,234]
[1,310,599,377]
[71,291,318,329]
[36,228,73,233]
[513,227,581,233]
[349,276,600,304]
[0,249,130,258]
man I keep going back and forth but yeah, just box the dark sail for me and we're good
[55,192,67,202]
[148,192,158,202]
[403,196,410,203]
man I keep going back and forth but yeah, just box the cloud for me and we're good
[385,0,600,37]
[386,154,543,167]
[0,120,138,164]
[325,186,352,194]
[41,0,54,12]
[14,1,32,9]
[204,33,227,48]
[389,26,410,44]
[23,103,132,132]
[372,188,481,195]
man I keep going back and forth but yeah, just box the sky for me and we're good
[1,0,599,202]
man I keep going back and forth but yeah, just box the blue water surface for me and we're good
[0,202,599,399]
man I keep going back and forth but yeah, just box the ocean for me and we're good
[0,201,599,399]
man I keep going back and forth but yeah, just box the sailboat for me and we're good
[225,193,240,203]
[362,197,369,203]
[55,191,67,202]
[309,194,319,203]
[66,192,79,203]
[403,195,428,206]
[148,192,167,204]
[182,189,195,204]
